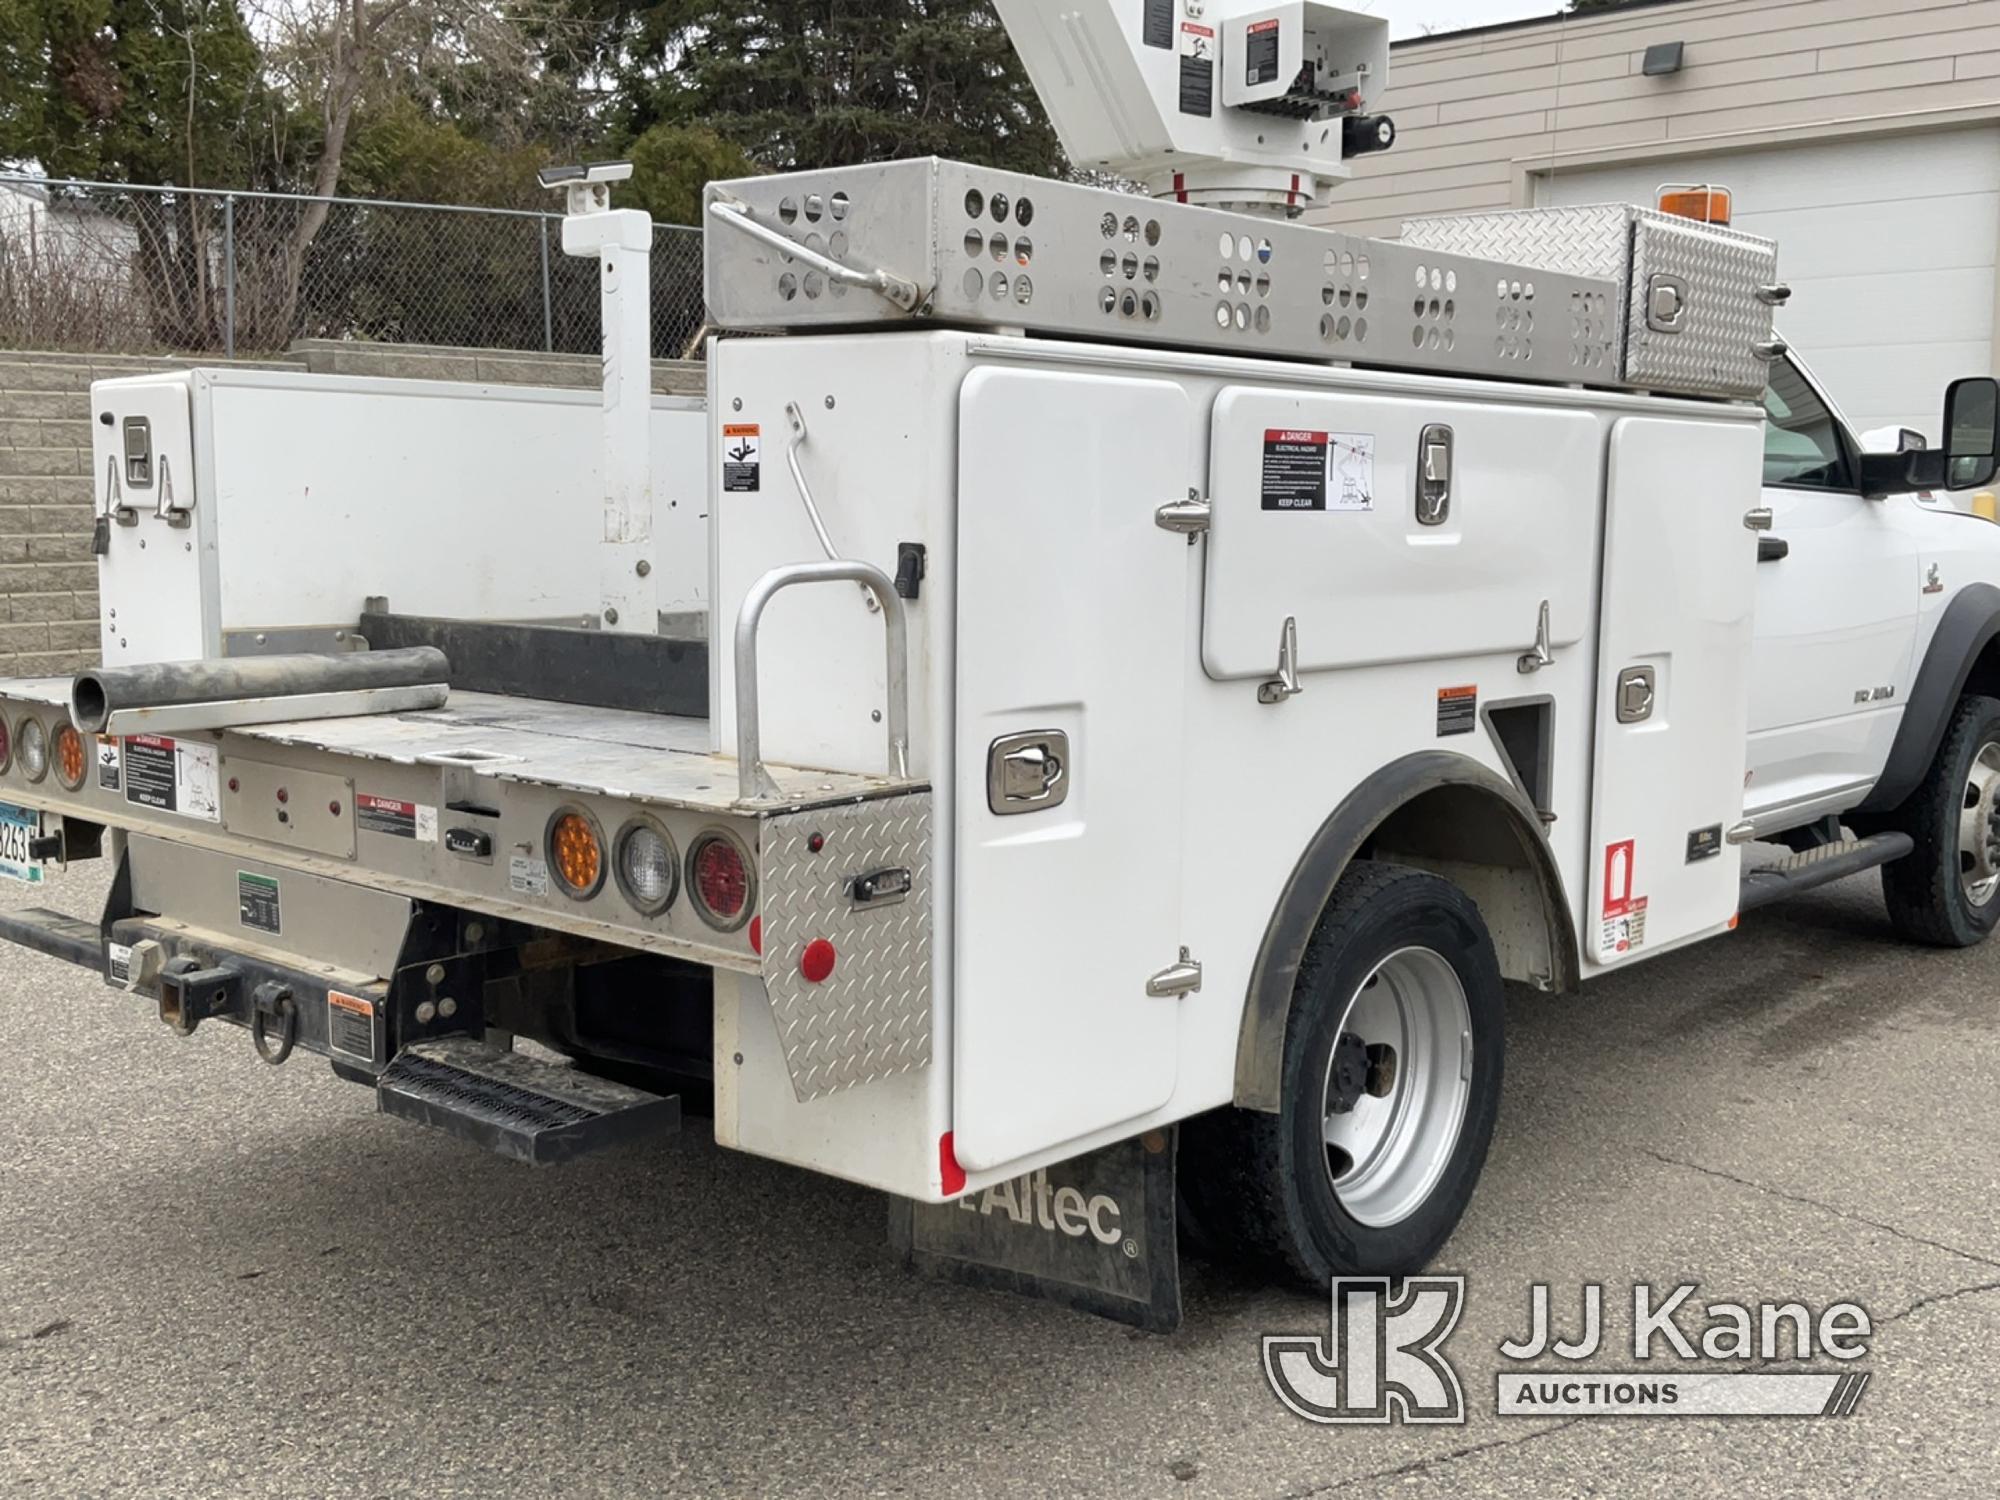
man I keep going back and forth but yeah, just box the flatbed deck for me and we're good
[2,681,920,814]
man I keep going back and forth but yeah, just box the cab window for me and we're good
[1764,361,1853,490]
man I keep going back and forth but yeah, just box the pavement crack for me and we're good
[1640,1149,2000,1272]
[1275,1419,1583,1498]
[1876,1277,2000,1328]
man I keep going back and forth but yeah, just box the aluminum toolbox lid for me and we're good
[1400,204,1782,399]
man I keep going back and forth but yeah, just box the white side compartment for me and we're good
[91,376,203,664]
[1202,387,1600,678]
[1587,416,1762,965]
[952,366,1196,1171]
[94,369,707,666]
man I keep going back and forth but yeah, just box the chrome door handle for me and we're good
[987,731,1070,815]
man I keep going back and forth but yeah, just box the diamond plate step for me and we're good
[377,1038,680,1166]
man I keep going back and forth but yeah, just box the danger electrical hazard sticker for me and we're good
[723,423,761,493]
[123,735,220,823]
[1262,430,1376,512]
[1246,17,1281,85]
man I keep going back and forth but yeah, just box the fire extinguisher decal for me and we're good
[1600,840,1648,957]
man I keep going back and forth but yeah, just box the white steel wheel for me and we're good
[1179,860,1505,1287]
[1958,741,2000,908]
[1884,694,2000,949]
[1320,947,1473,1230]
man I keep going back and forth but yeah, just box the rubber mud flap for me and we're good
[890,1128,1181,1333]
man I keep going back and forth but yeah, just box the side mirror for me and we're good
[1860,377,2000,495]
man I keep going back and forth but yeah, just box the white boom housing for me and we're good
[993,0,1392,214]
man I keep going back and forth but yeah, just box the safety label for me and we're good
[509,848,549,898]
[1261,430,1375,512]
[1246,18,1281,85]
[723,423,761,493]
[124,735,220,823]
[238,870,282,935]
[1601,840,1647,955]
[1436,685,1477,737]
[107,942,132,984]
[327,991,378,1062]
[1143,0,1173,48]
[1179,22,1215,117]
[356,794,438,843]
[95,737,121,791]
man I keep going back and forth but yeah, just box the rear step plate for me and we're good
[377,1038,680,1166]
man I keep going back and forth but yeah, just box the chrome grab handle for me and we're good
[707,198,923,312]
[735,561,911,801]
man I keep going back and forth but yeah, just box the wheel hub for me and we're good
[1959,743,2000,906]
[1319,947,1474,1230]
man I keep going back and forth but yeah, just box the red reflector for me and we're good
[800,938,837,984]
[693,836,749,922]
[939,1132,966,1196]
[748,914,762,955]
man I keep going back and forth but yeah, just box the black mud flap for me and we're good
[889,1128,1181,1333]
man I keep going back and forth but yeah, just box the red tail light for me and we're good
[689,832,754,930]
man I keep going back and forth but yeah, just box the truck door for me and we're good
[1588,416,1763,965]
[1745,356,1919,825]
[93,377,204,665]
[952,366,1194,1172]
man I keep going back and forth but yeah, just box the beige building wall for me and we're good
[1313,0,2000,241]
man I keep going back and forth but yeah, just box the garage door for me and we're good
[1536,129,1999,439]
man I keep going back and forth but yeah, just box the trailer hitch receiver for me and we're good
[157,957,241,1037]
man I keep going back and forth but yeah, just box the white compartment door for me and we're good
[953,366,1194,1171]
[1588,417,1762,966]
[94,379,203,665]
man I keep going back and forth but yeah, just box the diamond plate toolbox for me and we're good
[1400,204,1781,399]
[758,792,932,1101]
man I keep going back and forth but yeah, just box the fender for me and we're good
[1856,582,2000,817]
[1232,751,1577,1114]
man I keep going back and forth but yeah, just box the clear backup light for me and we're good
[16,717,48,783]
[615,818,679,916]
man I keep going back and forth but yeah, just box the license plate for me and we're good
[0,802,45,884]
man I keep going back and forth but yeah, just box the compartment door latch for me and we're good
[1416,424,1453,526]
[987,730,1069,816]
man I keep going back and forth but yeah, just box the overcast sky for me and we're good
[1360,0,1567,40]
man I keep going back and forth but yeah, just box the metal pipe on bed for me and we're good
[71,647,452,737]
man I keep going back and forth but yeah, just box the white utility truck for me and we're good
[3,4,1998,1331]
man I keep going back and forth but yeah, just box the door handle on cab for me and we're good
[1758,536,1790,563]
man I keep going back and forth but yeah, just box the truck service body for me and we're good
[5,2,2000,1329]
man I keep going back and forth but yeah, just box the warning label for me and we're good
[510,848,549,898]
[327,991,378,1062]
[1246,17,1281,85]
[722,423,761,493]
[1143,0,1173,48]
[1179,23,1215,117]
[238,870,281,934]
[124,735,220,823]
[1436,685,1478,737]
[1601,840,1647,955]
[356,794,437,843]
[95,737,120,791]
[1261,430,1375,512]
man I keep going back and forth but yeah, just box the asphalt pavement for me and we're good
[3,858,1997,1499]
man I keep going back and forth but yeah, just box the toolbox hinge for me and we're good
[1155,490,1211,538]
[1146,947,1203,999]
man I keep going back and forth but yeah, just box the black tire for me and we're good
[1182,861,1504,1289]
[1882,693,2000,948]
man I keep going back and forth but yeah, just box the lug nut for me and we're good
[415,1000,438,1024]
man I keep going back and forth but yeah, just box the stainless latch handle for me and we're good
[707,198,924,313]
[1744,507,1775,533]
[1146,947,1203,999]
[734,560,911,800]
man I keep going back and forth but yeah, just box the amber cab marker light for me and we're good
[1657,185,1732,227]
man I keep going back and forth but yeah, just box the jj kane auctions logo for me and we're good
[1264,1280,1874,1424]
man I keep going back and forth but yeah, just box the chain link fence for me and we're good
[0,176,711,361]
